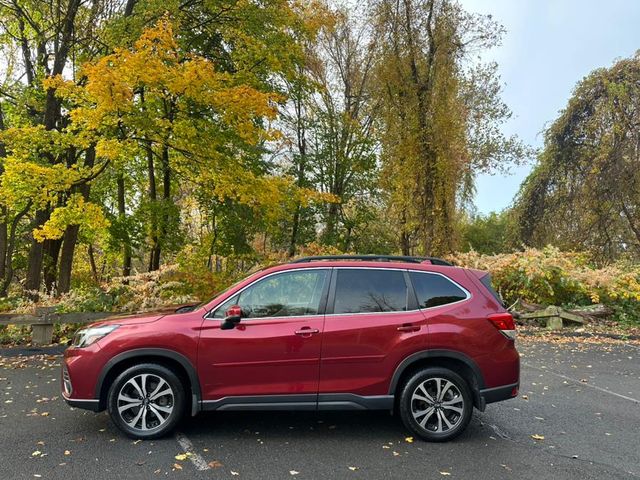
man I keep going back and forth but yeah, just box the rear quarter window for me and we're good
[409,272,468,308]
[479,274,505,307]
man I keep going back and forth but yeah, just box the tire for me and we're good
[107,363,185,439]
[398,367,473,442]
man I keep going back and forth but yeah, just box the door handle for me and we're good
[295,327,319,336]
[397,323,420,332]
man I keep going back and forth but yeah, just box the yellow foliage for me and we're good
[33,194,110,242]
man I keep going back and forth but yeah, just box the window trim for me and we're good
[407,270,472,311]
[326,267,417,316]
[204,267,331,321]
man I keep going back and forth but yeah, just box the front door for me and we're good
[197,268,330,403]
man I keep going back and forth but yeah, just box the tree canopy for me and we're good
[0,0,529,298]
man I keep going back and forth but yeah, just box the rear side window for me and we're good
[333,269,409,314]
[409,272,468,309]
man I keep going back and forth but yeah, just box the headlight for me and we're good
[72,325,119,348]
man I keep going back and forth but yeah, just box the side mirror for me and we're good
[220,305,243,330]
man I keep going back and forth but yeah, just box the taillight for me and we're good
[487,312,516,339]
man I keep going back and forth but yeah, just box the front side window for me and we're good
[409,272,468,309]
[333,269,409,314]
[214,269,329,319]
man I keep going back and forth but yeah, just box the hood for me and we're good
[86,304,195,328]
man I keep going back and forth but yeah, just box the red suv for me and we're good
[62,255,519,442]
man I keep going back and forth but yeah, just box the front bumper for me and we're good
[62,393,101,412]
[61,346,104,412]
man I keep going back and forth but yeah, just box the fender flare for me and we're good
[388,349,486,405]
[95,348,202,415]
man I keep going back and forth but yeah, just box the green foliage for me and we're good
[459,211,512,255]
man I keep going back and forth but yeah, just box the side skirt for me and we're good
[201,394,395,412]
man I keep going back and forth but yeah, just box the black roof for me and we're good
[290,255,453,266]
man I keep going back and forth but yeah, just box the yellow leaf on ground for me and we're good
[531,434,545,440]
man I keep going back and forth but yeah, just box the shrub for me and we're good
[450,246,640,323]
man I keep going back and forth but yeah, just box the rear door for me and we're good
[318,268,427,398]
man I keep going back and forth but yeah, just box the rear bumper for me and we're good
[480,382,519,405]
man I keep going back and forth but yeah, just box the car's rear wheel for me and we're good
[399,367,473,442]
[107,363,185,439]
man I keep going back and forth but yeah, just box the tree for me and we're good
[513,54,640,262]
[372,0,527,256]
[459,210,511,254]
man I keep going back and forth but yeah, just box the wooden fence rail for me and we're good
[0,307,114,345]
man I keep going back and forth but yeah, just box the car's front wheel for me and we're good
[107,363,185,439]
[399,367,473,442]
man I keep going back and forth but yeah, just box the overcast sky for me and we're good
[460,0,640,214]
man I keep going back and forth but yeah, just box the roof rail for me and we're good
[290,255,453,266]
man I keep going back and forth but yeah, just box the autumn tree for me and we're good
[372,0,527,256]
[512,54,640,261]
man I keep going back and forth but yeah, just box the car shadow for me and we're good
[179,410,488,443]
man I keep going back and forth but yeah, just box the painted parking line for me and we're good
[523,362,640,404]
[175,431,210,471]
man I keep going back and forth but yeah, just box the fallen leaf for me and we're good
[64,450,71,456]
[231,471,239,476]
[289,470,300,475]
[174,453,191,461]
[31,450,42,457]
[173,463,182,470]
[440,472,451,476]
[348,466,359,471]
[530,434,545,441]
[405,437,414,443]
[208,460,223,468]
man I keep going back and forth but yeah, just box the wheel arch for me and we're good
[389,350,486,411]
[95,348,201,415]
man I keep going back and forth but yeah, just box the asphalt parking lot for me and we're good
[1,336,638,480]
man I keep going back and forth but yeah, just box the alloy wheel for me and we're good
[410,377,465,433]
[116,373,175,431]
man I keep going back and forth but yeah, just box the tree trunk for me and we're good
[288,205,301,257]
[43,238,62,293]
[117,174,132,277]
[157,144,171,268]
[57,146,96,294]
[88,244,98,282]
[0,104,7,279]
[0,201,32,297]
[24,209,50,294]
[146,140,160,271]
